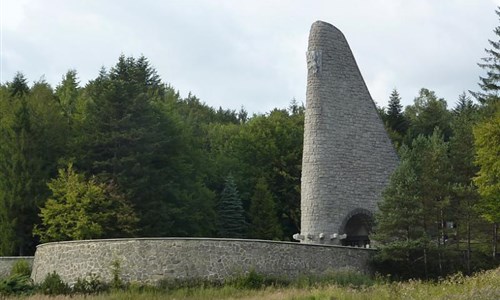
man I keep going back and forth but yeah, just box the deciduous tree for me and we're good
[34,164,138,242]
[405,88,452,142]
[473,109,500,258]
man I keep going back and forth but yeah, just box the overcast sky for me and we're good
[1,0,500,114]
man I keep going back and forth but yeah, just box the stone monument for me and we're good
[296,21,399,246]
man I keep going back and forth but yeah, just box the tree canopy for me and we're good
[34,164,138,242]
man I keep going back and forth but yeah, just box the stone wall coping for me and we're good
[36,237,376,251]
[0,256,34,259]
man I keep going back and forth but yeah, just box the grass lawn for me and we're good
[3,268,500,300]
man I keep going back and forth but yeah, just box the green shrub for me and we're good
[325,271,374,287]
[229,270,290,289]
[227,270,373,290]
[157,277,217,290]
[292,271,374,288]
[156,271,289,291]
[10,259,31,277]
[73,273,108,294]
[38,271,70,295]
[232,270,266,289]
[0,274,34,296]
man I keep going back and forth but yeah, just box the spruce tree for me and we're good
[453,92,477,117]
[79,55,175,235]
[471,7,500,105]
[8,72,29,97]
[77,55,217,237]
[386,89,408,135]
[375,129,452,278]
[384,89,408,148]
[249,177,282,240]
[449,93,481,271]
[373,156,424,277]
[55,70,80,120]
[0,97,33,255]
[0,78,67,255]
[216,175,247,238]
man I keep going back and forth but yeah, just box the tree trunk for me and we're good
[438,209,444,276]
[494,223,498,259]
[423,247,428,279]
[466,217,471,274]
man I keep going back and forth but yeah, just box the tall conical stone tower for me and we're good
[298,21,399,246]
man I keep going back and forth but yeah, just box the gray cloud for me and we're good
[1,0,499,113]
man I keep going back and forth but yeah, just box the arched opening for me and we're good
[341,212,373,247]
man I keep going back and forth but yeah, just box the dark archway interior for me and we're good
[341,213,372,247]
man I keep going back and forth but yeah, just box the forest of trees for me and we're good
[373,8,500,278]
[0,55,304,256]
[0,7,499,280]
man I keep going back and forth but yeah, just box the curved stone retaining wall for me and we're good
[0,257,34,278]
[31,238,374,285]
